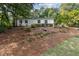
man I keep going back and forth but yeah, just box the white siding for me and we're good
[40,20,45,24]
[17,20,20,26]
[21,20,27,26]
[28,20,37,26]
[47,20,54,24]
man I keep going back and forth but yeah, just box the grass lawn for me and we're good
[42,36,79,56]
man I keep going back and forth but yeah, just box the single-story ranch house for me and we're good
[16,18,54,27]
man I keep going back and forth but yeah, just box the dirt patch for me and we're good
[0,27,79,56]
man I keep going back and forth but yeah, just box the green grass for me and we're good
[42,36,79,56]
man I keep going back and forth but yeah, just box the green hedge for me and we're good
[0,24,6,33]
[31,24,53,28]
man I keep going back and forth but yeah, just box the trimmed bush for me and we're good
[31,24,53,28]
[31,24,45,28]
[36,24,42,27]
[24,27,31,32]
[41,24,45,27]
[48,24,53,27]
[31,24,37,28]
[0,24,6,33]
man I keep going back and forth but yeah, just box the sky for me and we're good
[33,3,61,9]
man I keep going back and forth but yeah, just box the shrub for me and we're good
[43,32,50,36]
[48,24,53,27]
[41,24,45,27]
[0,24,6,33]
[24,27,31,32]
[26,37,32,42]
[31,24,37,28]
[27,37,35,42]
[37,24,42,27]
[40,34,44,38]
[31,24,46,28]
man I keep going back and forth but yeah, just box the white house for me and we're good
[16,18,54,27]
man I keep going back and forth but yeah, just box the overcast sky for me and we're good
[33,3,61,9]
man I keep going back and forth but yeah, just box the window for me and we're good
[38,20,40,23]
[19,20,22,26]
[25,20,28,23]
[45,20,47,24]
[20,20,22,24]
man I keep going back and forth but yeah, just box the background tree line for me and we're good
[1,3,79,32]
[55,3,79,27]
[0,3,33,32]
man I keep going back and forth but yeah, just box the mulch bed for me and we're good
[0,27,79,56]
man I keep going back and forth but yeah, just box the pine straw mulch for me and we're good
[0,27,79,56]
